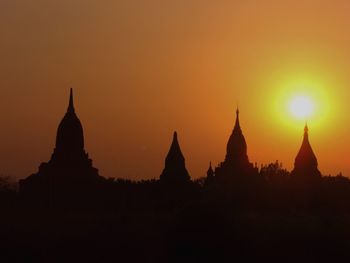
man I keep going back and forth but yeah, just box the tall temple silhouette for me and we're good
[291,124,321,179]
[19,89,104,205]
[212,108,257,184]
[160,131,191,185]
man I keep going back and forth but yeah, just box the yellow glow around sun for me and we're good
[268,77,334,132]
[289,95,314,119]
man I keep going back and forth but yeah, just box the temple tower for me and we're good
[207,162,214,179]
[291,124,321,178]
[54,88,85,158]
[224,108,250,166]
[214,108,256,182]
[19,89,103,204]
[160,132,191,185]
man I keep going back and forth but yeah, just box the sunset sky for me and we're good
[1,0,350,180]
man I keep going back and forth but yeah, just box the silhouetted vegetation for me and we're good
[2,168,350,262]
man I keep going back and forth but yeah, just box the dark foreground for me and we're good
[1,175,350,263]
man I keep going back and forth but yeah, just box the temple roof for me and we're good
[294,124,318,170]
[55,89,85,153]
[165,131,185,164]
[207,162,213,173]
[160,131,190,183]
[67,88,75,113]
[207,162,214,177]
[225,108,248,163]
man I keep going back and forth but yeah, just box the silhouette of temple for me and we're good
[19,89,104,204]
[207,162,214,179]
[160,132,191,185]
[291,124,321,179]
[213,108,257,183]
[205,162,215,186]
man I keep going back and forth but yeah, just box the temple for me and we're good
[160,131,191,185]
[207,162,214,179]
[205,162,215,186]
[19,89,104,205]
[291,124,321,178]
[213,108,257,183]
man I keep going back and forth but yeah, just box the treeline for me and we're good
[1,163,350,262]
[0,161,348,211]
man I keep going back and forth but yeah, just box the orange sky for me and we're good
[0,0,350,180]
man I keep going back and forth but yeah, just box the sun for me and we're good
[289,95,314,119]
[267,75,335,133]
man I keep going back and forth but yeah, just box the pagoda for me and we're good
[214,108,257,182]
[160,132,191,185]
[291,124,321,178]
[19,89,104,204]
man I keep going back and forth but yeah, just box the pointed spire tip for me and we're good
[234,106,241,129]
[68,88,75,112]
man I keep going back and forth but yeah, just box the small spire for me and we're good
[207,161,214,177]
[292,121,320,177]
[166,131,183,160]
[304,122,308,133]
[68,88,75,113]
[234,107,241,129]
[207,161,213,171]
[303,122,309,144]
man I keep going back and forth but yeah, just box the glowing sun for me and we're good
[289,95,315,119]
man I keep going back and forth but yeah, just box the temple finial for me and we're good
[68,88,75,113]
[208,161,213,171]
[304,121,308,133]
[207,161,214,177]
[234,106,240,129]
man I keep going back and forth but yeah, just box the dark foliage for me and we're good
[1,169,350,262]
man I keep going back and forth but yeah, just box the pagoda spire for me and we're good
[160,131,191,184]
[302,123,311,152]
[209,161,213,170]
[224,107,248,163]
[301,122,309,146]
[55,88,84,152]
[234,107,241,130]
[304,121,308,134]
[67,88,75,113]
[292,123,321,178]
[207,162,214,178]
[166,131,184,162]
